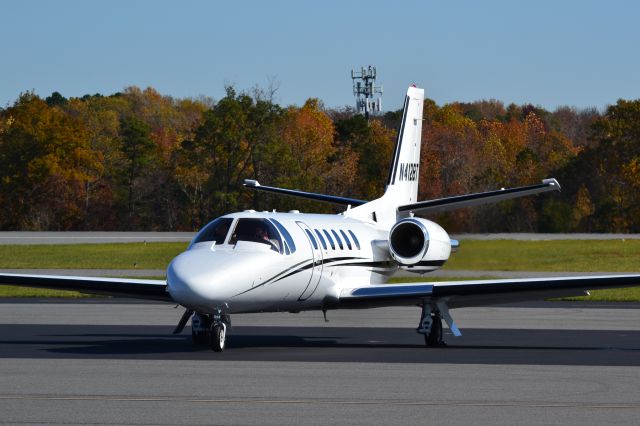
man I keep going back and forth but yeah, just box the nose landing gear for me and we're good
[191,311,231,352]
[210,322,226,352]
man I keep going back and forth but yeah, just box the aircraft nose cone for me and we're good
[167,250,222,307]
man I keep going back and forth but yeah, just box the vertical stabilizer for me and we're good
[346,86,424,228]
[384,86,424,205]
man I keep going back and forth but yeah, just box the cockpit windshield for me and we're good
[229,218,283,253]
[192,217,233,245]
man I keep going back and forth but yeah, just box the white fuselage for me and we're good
[167,211,412,314]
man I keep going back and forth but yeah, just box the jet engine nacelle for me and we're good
[388,218,451,273]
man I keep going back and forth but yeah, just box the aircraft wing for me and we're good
[0,273,171,302]
[398,178,560,215]
[338,274,640,309]
[243,179,367,206]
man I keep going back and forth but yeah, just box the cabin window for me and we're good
[314,229,328,250]
[192,217,233,245]
[270,219,296,254]
[229,218,283,253]
[303,229,318,249]
[323,229,335,250]
[348,230,361,250]
[340,230,353,250]
[331,229,344,249]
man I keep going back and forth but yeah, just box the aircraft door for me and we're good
[296,222,323,301]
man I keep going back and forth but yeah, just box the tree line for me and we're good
[0,86,639,232]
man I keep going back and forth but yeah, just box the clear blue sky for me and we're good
[1,0,639,111]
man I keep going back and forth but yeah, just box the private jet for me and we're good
[2,85,639,352]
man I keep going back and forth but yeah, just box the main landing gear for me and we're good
[417,300,461,347]
[191,311,231,352]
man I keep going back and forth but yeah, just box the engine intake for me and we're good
[389,219,429,263]
[389,218,451,271]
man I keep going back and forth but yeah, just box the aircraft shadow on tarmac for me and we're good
[2,324,640,366]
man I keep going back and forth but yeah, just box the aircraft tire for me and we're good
[209,323,226,352]
[424,317,443,347]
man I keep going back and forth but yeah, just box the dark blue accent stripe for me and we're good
[351,284,433,298]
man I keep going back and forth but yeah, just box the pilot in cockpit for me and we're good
[254,225,280,252]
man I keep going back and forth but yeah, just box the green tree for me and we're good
[335,115,394,200]
[119,117,156,229]
[45,91,68,107]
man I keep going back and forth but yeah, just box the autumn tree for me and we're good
[276,99,358,213]
[1,85,637,233]
[0,93,102,229]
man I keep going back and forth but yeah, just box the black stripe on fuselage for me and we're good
[233,256,448,298]
[387,95,410,186]
[270,256,367,284]
[408,260,446,268]
[232,259,312,296]
[234,256,394,296]
[335,261,396,269]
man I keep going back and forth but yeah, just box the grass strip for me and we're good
[0,276,165,298]
[0,285,92,298]
[0,242,186,269]
[446,239,640,272]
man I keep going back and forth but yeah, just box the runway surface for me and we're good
[1,301,639,425]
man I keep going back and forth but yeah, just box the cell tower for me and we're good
[351,65,383,119]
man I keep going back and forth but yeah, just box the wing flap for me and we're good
[0,273,171,301]
[340,274,640,308]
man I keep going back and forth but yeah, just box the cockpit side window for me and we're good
[229,218,283,253]
[270,219,296,254]
[192,218,233,245]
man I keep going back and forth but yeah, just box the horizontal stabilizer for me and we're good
[398,178,561,215]
[0,273,171,301]
[243,179,367,207]
[339,274,640,309]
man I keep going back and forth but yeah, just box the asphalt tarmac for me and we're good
[1,301,639,425]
